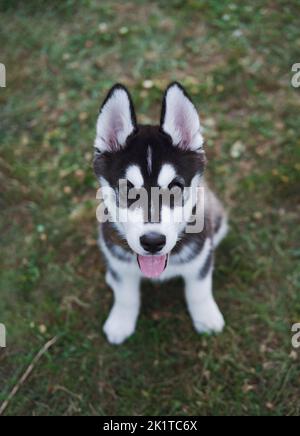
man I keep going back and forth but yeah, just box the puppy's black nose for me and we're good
[140,232,166,254]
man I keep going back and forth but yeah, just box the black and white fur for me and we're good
[94,82,228,344]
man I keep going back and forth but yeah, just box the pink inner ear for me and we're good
[180,138,189,151]
[96,87,136,153]
[175,111,191,151]
[107,115,124,152]
[107,131,119,152]
[161,84,202,152]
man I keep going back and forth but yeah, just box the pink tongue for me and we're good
[138,255,167,278]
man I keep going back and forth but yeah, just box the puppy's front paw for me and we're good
[103,308,136,345]
[193,300,225,334]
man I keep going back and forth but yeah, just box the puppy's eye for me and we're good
[118,180,133,200]
[118,179,133,193]
[127,180,134,191]
[168,179,184,191]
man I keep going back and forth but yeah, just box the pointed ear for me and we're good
[160,82,203,151]
[94,84,137,153]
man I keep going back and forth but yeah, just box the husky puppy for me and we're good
[94,82,228,344]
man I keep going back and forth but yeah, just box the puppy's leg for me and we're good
[184,267,225,334]
[103,269,140,345]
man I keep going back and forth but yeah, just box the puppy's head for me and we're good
[94,82,206,278]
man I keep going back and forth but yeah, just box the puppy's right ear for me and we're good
[94,84,137,154]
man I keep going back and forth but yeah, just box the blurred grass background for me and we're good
[0,0,300,416]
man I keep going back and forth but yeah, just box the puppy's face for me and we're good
[94,83,205,278]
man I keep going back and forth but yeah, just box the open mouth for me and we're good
[137,254,168,278]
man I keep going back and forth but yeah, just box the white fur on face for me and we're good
[161,84,203,151]
[99,172,202,256]
[94,88,135,153]
[157,163,176,188]
[118,173,201,256]
[126,165,144,188]
[121,208,179,256]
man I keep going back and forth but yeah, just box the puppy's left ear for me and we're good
[94,84,137,153]
[160,82,203,151]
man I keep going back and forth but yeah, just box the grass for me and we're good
[0,0,300,416]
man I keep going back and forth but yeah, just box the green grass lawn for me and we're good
[0,0,300,416]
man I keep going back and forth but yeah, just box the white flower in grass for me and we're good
[142,80,154,89]
[230,140,245,158]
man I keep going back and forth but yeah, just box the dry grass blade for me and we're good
[0,336,58,416]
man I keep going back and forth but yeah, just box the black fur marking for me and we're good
[94,125,205,209]
[199,250,213,279]
[170,239,204,265]
[214,215,222,234]
[108,266,121,282]
[102,222,133,263]
[94,127,205,224]
[170,212,212,264]
[107,244,131,262]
